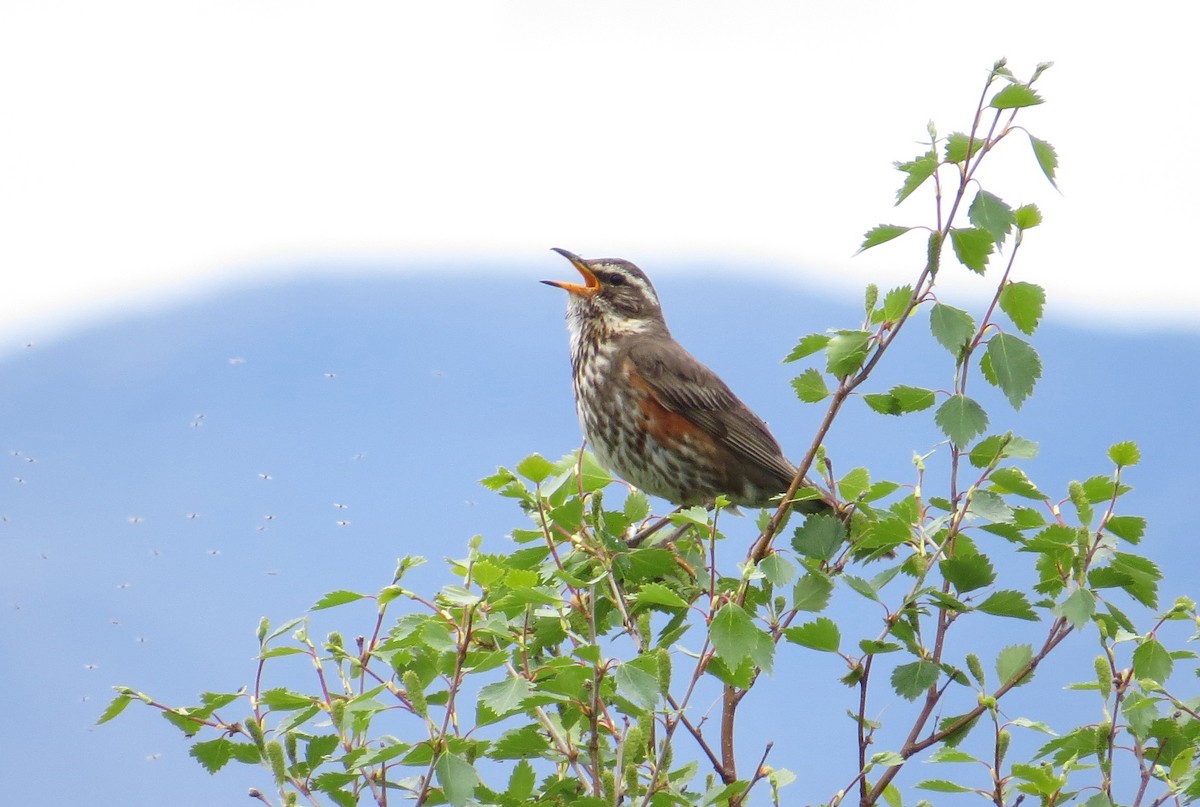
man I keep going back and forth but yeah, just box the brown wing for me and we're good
[623,336,796,484]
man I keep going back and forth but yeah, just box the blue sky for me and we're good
[3,268,1197,805]
[2,2,1198,804]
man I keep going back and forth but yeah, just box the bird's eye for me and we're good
[604,273,626,286]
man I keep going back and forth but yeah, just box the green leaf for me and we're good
[999,282,1046,335]
[516,453,555,483]
[791,368,829,403]
[615,661,660,712]
[783,617,840,653]
[825,330,872,378]
[977,590,1038,621]
[878,285,914,323]
[312,590,367,611]
[968,489,1014,523]
[190,738,237,774]
[969,190,1015,244]
[491,725,551,759]
[984,333,1041,409]
[929,303,976,356]
[1029,135,1060,189]
[838,468,871,502]
[928,746,980,764]
[1133,638,1173,684]
[949,227,995,274]
[864,393,901,415]
[793,572,834,612]
[935,395,989,446]
[508,760,536,802]
[991,84,1043,109]
[635,582,690,610]
[792,514,846,562]
[478,676,531,718]
[894,150,937,204]
[758,553,797,588]
[1088,552,1161,609]
[989,467,1046,500]
[843,574,881,603]
[890,385,936,412]
[940,553,996,593]
[859,640,902,655]
[944,132,982,164]
[259,688,316,711]
[97,692,135,725]
[784,333,831,363]
[860,224,912,251]
[1105,515,1146,544]
[435,752,479,807]
[996,644,1035,687]
[892,660,940,700]
[1108,441,1141,467]
[1056,587,1096,631]
[1014,203,1043,230]
[710,603,758,666]
[623,490,650,522]
[917,780,974,793]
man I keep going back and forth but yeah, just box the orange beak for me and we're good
[542,247,600,297]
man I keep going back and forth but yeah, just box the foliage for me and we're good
[103,60,1200,807]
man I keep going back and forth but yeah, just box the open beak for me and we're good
[542,247,600,297]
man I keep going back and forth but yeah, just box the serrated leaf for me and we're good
[783,617,840,653]
[190,738,237,774]
[826,330,872,378]
[860,224,912,251]
[844,574,881,603]
[968,489,1014,523]
[838,467,871,502]
[1029,135,1059,189]
[989,467,1046,500]
[516,453,555,483]
[879,285,914,322]
[793,572,833,612]
[1108,441,1141,467]
[940,553,997,593]
[864,393,901,415]
[1133,638,1173,684]
[895,151,938,205]
[508,760,536,802]
[944,132,981,164]
[984,333,1041,409]
[436,752,479,807]
[758,553,796,588]
[791,368,829,403]
[949,227,995,274]
[784,333,831,363]
[792,514,846,562]
[917,779,975,793]
[991,84,1043,109]
[928,747,980,763]
[635,582,689,609]
[710,603,758,666]
[969,190,1015,244]
[312,590,367,611]
[1105,515,1146,544]
[96,692,135,725]
[478,676,531,718]
[977,590,1038,621]
[859,639,902,655]
[996,644,1035,687]
[999,281,1046,335]
[935,395,989,446]
[1056,587,1096,631]
[259,688,316,711]
[929,303,976,356]
[1014,204,1043,230]
[890,385,936,412]
[892,660,940,700]
[623,490,650,522]
[615,662,660,712]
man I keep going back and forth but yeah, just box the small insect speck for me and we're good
[351,453,365,461]
[145,753,161,762]
[333,502,348,510]
[208,549,221,556]
[116,582,131,589]
[24,456,35,464]
[14,477,25,484]
[228,357,245,365]
[336,520,351,527]
[256,526,267,533]
[186,512,200,520]
[258,473,272,481]
[128,516,143,525]
[324,372,337,379]
[84,663,98,671]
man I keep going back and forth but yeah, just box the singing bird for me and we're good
[543,248,829,513]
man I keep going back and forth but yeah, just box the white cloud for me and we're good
[1,0,1194,346]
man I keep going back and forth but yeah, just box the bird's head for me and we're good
[542,248,665,332]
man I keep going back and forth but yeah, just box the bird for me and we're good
[542,248,830,514]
